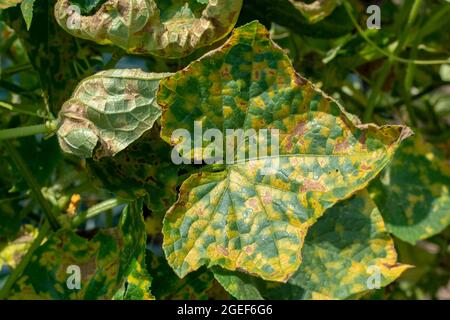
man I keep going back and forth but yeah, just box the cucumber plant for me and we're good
[0,0,449,300]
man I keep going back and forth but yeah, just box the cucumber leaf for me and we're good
[159,21,412,282]
[57,69,170,159]
[213,190,410,299]
[371,134,450,244]
[54,0,243,58]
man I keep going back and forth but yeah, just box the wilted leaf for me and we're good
[371,134,450,244]
[159,21,412,282]
[213,190,410,300]
[288,0,339,23]
[54,0,243,58]
[9,200,153,300]
[57,69,170,159]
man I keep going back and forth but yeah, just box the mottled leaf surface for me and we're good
[371,134,450,244]
[159,21,412,282]
[54,0,243,58]
[9,201,153,299]
[213,190,409,300]
[57,69,170,158]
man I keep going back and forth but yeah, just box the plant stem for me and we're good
[0,122,55,141]
[3,141,60,230]
[344,2,449,66]
[0,101,45,118]
[71,198,126,228]
[0,221,51,300]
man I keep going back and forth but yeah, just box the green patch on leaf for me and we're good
[213,190,410,299]
[159,21,412,282]
[371,134,450,244]
[57,69,170,159]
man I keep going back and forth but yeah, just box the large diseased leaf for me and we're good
[9,201,153,300]
[54,0,243,58]
[213,190,410,300]
[371,134,450,245]
[57,69,170,159]
[159,21,412,282]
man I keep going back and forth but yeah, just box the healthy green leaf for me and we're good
[0,0,36,31]
[371,134,450,244]
[159,21,412,282]
[57,69,170,159]
[213,190,410,300]
[20,0,35,29]
[9,200,153,299]
[54,0,243,58]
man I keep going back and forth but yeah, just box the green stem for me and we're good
[0,221,51,300]
[406,0,423,28]
[0,122,55,141]
[71,198,127,228]
[3,141,60,230]
[344,2,449,65]
[0,63,33,76]
[0,101,45,118]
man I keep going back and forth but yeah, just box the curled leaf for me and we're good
[289,0,339,23]
[213,190,410,300]
[159,21,412,282]
[54,0,243,58]
[57,69,170,159]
